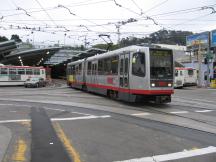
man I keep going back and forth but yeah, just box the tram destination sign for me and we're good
[211,29,216,47]
[186,32,209,50]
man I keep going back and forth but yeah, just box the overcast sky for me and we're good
[0,0,216,46]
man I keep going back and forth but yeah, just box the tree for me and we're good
[0,36,8,42]
[10,34,22,42]
[119,30,193,47]
[92,43,120,51]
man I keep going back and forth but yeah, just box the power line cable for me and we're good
[130,0,143,15]
[144,0,169,14]
[34,0,57,26]
[57,4,113,32]
[148,3,216,17]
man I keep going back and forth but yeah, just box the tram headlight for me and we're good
[151,83,155,87]
[168,83,172,87]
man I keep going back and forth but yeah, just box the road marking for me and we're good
[132,112,151,116]
[195,110,214,113]
[0,103,31,107]
[43,107,66,112]
[114,146,216,162]
[0,119,31,124]
[43,107,92,116]
[51,115,111,121]
[0,115,111,124]
[12,139,27,162]
[0,104,14,106]
[70,111,92,116]
[53,122,82,162]
[170,111,189,114]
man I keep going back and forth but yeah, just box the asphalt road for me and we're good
[0,85,216,162]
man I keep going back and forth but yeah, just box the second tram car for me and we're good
[0,65,46,86]
[67,46,174,103]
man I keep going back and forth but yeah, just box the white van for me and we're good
[175,67,197,88]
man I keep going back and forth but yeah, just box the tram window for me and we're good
[87,62,92,75]
[75,65,79,75]
[104,58,111,75]
[79,64,82,72]
[132,52,145,77]
[175,70,178,77]
[0,68,8,74]
[120,77,123,87]
[71,65,75,75]
[124,77,128,87]
[92,64,97,75]
[18,69,25,75]
[188,69,193,76]
[125,58,129,75]
[26,69,33,75]
[9,68,17,75]
[111,56,119,75]
[34,69,40,75]
[120,59,123,75]
[98,60,104,75]
[41,70,44,74]
[180,71,183,76]
[91,64,94,75]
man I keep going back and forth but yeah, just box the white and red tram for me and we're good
[67,46,174,103]
[0,65,46,86]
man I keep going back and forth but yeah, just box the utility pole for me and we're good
[64,33,67,46]
[198,43,202,87]
[108,18,137,45]
[84,35,87,48]
[115,24,121,44]
[31,31,34,45]
[206,47,211,87]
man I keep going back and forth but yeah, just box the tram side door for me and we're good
[119,53,130,100]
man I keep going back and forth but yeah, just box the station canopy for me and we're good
[0,40,17,59]
[1,46,60,66]
[44,48,106,66]
[0,41,107,66]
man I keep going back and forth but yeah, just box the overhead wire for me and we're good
[1,0,216,45]
[34,0,57,26]
[144,0,169,14]
[148,3,216,17]
[130,0,143,15]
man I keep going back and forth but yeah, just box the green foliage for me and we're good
[92,43,120,51]
[119,30,193,47]
[0,36,8,42]
[10,34,22,42]
[92,30,193,51]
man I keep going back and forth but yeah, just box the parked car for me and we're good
[24,77,46,88]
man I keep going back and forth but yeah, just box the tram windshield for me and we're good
[150,49,173,79]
